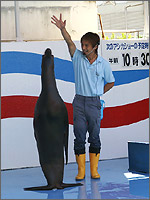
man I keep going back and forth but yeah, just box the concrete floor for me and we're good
[1,158,149,199]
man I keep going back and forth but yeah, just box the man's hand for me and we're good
[51,13,76,57]
[51,13,66,30]
[104,82,114,94]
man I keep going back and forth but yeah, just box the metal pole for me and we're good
[14,1,22,41]
[124,7,127,32]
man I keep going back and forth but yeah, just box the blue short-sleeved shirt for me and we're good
[71,49,115,96]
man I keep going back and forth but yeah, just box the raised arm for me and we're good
[51,14,76,57]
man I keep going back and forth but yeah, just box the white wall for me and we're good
[1,1,98,41]
[1,39,149,169]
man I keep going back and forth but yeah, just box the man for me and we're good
[51,14,115,180]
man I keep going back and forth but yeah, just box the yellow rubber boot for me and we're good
[89,153,100,179]
[75,154,86,180]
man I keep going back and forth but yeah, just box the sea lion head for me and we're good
[42,48,54,69]
[44,48,52,57]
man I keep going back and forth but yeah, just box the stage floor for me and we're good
[1,158,149,199]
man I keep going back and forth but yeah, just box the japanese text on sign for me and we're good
[102,40,149,69]
[106,42,149,51]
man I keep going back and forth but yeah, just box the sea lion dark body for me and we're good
[24,49,82,190]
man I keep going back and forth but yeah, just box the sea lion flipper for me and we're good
[24,185,54,191]
[24,182,83,191]
[61,182,83,188]
[64,123,69,164]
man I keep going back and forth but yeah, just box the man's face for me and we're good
[81,40,94,56]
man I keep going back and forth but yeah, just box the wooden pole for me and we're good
[98,14,105,40]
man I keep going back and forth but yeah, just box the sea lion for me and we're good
[24,48,82,190]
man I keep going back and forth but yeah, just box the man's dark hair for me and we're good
[81,32,100,54]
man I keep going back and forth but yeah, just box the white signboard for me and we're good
[101,40,149,71]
